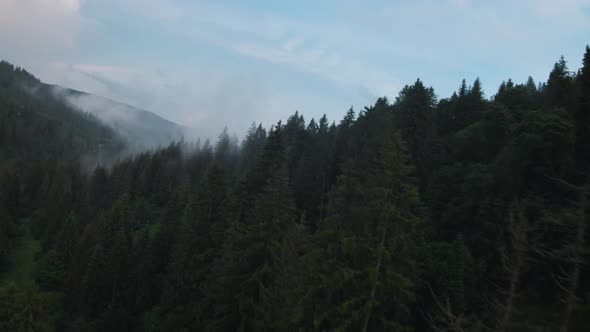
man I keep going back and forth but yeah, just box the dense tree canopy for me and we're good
[1,46,590,331]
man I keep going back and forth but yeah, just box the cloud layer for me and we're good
[0,0,85,57]
[1,0,589,140]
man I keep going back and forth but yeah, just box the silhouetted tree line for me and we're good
[0,46,590,331]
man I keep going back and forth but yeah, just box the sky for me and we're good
[1,0,589,139]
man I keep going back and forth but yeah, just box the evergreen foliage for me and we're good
[1,47,590,330]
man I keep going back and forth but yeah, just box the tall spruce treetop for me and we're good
[459,79,468,97]
[497,81,507,96]
[394,79,436,183]
[579,46,590,104]
[319,114,330,134]
[239,123,267,174]
[214,127,238,169]
[526,76,537,93]
[341,107,356,128]
[575,45,590,165]
[546,56,573,109]
[306,118,318,135]
[506,79,515,89]
[470,77,483,99]
[581,46,590,86]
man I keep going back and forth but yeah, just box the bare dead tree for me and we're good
[497,203,529,332]
[558,186,586,332]
[425,282,471,332]
[542,176,588,332]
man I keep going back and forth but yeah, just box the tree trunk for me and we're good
[498,207,528,332]
[559,186,586,332]
[362,222,388,332]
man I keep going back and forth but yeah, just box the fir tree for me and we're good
[297,135,420,331]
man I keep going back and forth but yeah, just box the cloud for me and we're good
[2,0,589,143]
[121,1,402,99]
[0,0,86,55]
[229,39,398,99]
[47,61,295,140]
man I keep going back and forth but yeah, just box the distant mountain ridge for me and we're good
[1,60,122,165]
[51,86,186,151]
[1,59,186,153]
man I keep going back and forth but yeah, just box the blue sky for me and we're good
[1,0,589,138]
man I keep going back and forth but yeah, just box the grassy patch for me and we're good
[0,225,41,288]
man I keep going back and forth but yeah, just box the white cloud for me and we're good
[3,0,589,140]
[159,2,401,99]
[228,40,398,99]
[0,0,86,54]
[44,61,301,140]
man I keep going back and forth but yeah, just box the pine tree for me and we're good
[506,79,514,89]
[239,123,267,175]
[470,77,483,99]
[0,206,11,267]
[259,221,309,330]
[394,79,436,184]
[341,107,356,128]
[319,114,329,134]
[160,164,229,330]
[526,76,536,93]
[205,163,297,331]
[331,107,357,179]
[546,56,573,109]
[214,127,238,171]
[55,212,80,266]
[497,81,507,97]
[80,244,109,316]
[459,79,468,97]
[575,46,590,164]
[297,134,420,331]
[306,118,318,135]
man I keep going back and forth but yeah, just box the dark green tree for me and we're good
[296,135,420,331]
[546,56,573,109]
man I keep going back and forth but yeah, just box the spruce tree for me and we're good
[575,46,590,165]
[546,56,573,109]
[297,134,420,331]
[459,79,468,97]
[205,164,297,331]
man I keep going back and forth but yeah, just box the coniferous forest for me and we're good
[1,46,590,331]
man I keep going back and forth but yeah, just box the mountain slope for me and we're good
[0,60,122,165]
[52,86,185,151]
[0,60,186,160]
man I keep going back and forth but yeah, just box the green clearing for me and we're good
[0,224,40,288]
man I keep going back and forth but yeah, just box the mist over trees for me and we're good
[1,46,590,331]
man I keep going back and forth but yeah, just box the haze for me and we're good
[1,0,589,139]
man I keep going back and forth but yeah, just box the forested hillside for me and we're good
[1,46,589,331]
[0,61,123,164]
[0,61,123,301]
